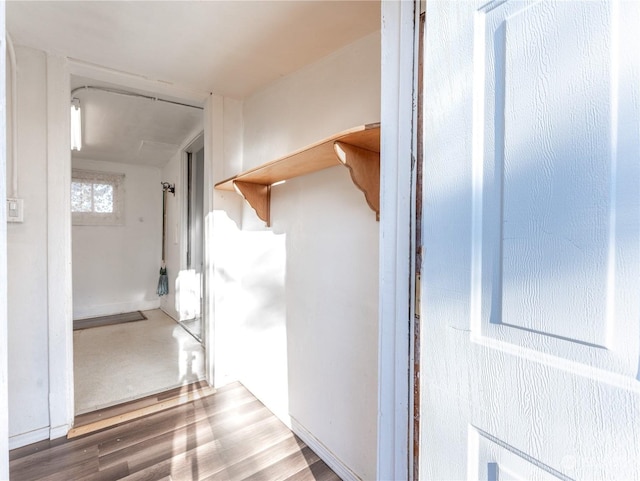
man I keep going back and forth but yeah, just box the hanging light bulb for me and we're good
[70,98,82,151]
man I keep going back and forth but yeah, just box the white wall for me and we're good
[221,32,381,480]
[71,158,162,319]
[6,46,51,444]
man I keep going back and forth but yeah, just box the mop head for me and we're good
[157,266,169,296]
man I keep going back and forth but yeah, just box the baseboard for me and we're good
[9,426,50,450]
[73,299,161,320]
[232,380,292,429]
[49,423,70,440]
[160,305,179,322]
[290,416,361,481]
[73,311,147,331]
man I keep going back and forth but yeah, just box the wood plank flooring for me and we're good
[10,382,341,481]
[69,381,216,438]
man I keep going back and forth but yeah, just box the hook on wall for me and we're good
[161,182,175,195]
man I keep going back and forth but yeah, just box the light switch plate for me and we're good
[7,198,24,223]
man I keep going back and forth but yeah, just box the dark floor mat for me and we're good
[73,311,147,331]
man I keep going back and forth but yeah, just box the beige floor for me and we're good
[74,309,205,415]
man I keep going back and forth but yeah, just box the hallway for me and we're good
[3,2,382,478]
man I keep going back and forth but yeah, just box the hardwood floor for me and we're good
[69,381,216,438]
[9,382,341,481]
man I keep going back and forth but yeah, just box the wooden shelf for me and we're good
[215,123,380,226]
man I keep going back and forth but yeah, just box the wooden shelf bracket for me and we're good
[233,181,271,226]
[215,124,380,226]
[334,141,380,220]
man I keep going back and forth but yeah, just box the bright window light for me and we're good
[71,169,124,225]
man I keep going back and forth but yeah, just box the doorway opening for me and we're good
[69,74,207,418]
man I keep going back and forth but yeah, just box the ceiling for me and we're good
[7,1,381,99]
[7,1,380,167]
[70,79,204,166]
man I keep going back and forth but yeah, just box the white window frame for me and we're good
[71,169,125,226]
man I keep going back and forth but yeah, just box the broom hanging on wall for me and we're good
[157,182,175,296]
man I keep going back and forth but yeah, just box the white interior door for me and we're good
[420,1,640,479]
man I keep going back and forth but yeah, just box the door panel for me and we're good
[421,1,640,479]
[475,0,638,371]
[498,1,611,346]
[470,428,565,481]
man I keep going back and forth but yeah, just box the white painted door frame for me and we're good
[0,2,10,477]
[180,134,206,335]
[46,60,211,437]
[377,1,420,479]
[202,94,224,386]
[46,53,75,441]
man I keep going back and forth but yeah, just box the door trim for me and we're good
[377,1,420,479]
[181,134,205,341]
[1,16,11,477]
[47,54,74,439]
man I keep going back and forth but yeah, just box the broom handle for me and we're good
[161,188,166,263]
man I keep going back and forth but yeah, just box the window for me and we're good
[71,169,124,225]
